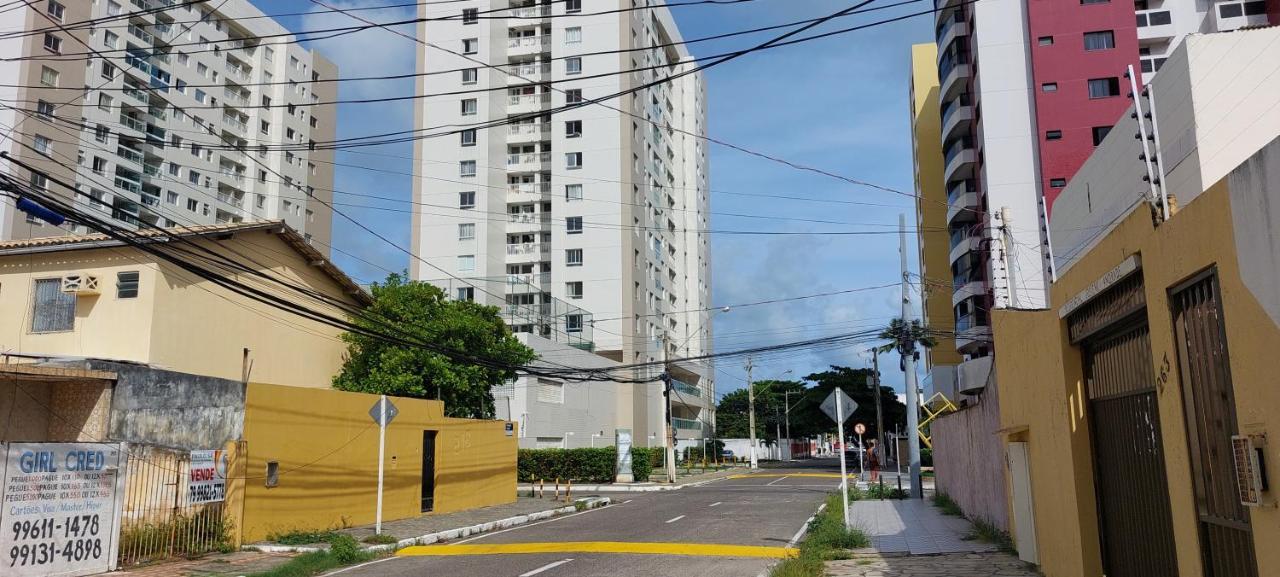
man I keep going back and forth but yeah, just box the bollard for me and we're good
[539,479,545,499]
[897,473,903,494]
[555,477,561,501]
[565,479,572,502]
[879,476,884,500]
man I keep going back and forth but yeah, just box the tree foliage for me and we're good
[713,367,907,441]
[332,273,536,418]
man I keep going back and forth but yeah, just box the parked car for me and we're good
[720,449,734,459]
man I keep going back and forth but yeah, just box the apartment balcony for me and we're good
[506,62,550,84]
[505,272,550,294]
[935,11,968,54]
[507,35,551,57]
[942,138,976,184]
[952,278,987,308]
[507,212,551,234]
[115,145,144,167]
[225,61,252,83]
[938,51,971,101]
[955,313,992,354]
[119,114,147,135]
[672,417,702,433]
[949,224,982,264]
[939,93,972,144]
[508,5,550,18]
[113,176,142,196]
[1135,9,1175,43]
[506,151,551,173]
[507,182,551,203]
[216,187,246,209]
[670,379,709,410]
[219,169,247,189]
[505,242,550,263]
[224,87,250,108]
[121,86,151,107]
[507,123,551,144]
[935,0,963,25]
[946,181,980,224]
[222,113,248,135]
[508,92,551,115]
[1215,2,1272,31]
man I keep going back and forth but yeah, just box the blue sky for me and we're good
[262,0,933,397]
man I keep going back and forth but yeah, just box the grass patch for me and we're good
[769,493,870,577]
[967,518,1016,554]
[266,529,342,546]
[360,533,398,545]
[864,483,908,500]
[246,535,378,577]
[931,492,964,517]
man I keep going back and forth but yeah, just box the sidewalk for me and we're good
[849,499,997,555]
[827,553,1040,577]
[336,495,603,545]
[116,551,296,577]
[516,465,745,492]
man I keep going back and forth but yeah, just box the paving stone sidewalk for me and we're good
[827,552,1041,576]
[850,499,997,555]
[116,551,296,577]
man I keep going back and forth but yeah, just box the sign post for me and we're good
[368,396,398,536]
[820,388,857,529]
[854,423,866,479]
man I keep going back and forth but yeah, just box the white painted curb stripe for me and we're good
[519,558,574,576]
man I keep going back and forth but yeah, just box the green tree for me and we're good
[332,273,536,418]
[714,379,806,440]
[875,317,937,367]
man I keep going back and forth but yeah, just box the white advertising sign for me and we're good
[188,450,227,505]
[0,442,125,577]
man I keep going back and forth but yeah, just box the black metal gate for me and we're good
[1171,271,1257,577]
[421,430,437,512]
[1084,322,1179,577]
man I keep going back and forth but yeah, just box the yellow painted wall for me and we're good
[238,383,516,542]
[910,43,961,367]
[993,180,1280,577]
[0,231,355,388]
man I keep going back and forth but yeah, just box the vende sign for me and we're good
[188,450,226,505]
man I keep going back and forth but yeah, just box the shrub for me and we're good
[770,493,869,577]
[517,447,617,483]
[327,534,363,564]
[630,447,655,482]
[361,533,398,545]
[267,529,341,546]
[920,447,933,467]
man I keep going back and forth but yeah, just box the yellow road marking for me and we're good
[725,473,854,479]
[396,541,797,559]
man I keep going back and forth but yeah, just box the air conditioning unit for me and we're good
[60,274,100,296]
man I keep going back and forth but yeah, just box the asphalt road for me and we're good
[340,460,847,577]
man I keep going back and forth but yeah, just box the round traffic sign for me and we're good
[854,423,866,435]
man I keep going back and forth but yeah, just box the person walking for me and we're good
[867,439,881,483]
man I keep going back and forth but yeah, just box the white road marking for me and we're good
[765,476,790,486]
[787,502,828,548]
[519,558,574,576]
[664,515,686,524]
[622,499,633,504]
[451,503,611,545]
[320,555,402,576]
[709,502,722,507]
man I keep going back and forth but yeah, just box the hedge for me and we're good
[518,447,658,483]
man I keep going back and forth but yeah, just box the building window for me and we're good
[461,98,477,115]
[462,7,479,23]
[537,379,564,404]
[458,223,476,240]
[566,281,583,299]
[459,191,476,208]
[31,278,75,332]
[36,100,54,119]
[1041,82,1058,93]
[566,0,581,12]
[566,249,583,266]
[462,38,478,54]
[565,89,583,104]
[1091,125,1112,146]
[91,157,107,174]
[187,198,198,211]
[100,62,116,80]
[566,184,583,201]
[46,0,65,21]
[1083,30,1115,51]
[94,124,109,143]
[1045,130,1062,140]
[33,135,51,155]
[1050,178,1067,188]
[457,255,476,272]
[566,314,584,333]
[565,120,582,137]
[166,191,179,204]
[43,33,61,53]
[456,287,475,301]
[116,271,140,299]
[460,160,477,177]
[1087,77,1121,99]
[565,27,582,44]
[565,57,582,75]
[1038,36,1053,46]
[462,68,478,84]
[461,129,477,146]
[39,66,58,86]
[565,152,582,169]
[566,216,583,234]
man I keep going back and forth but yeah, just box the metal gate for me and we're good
[118,446,230,566]
[1084,322,1179,577]
[1171,271,1257,577]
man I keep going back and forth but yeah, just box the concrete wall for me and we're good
[500,334,625,449]
[931,376,1009,531]
[238,383,516,542]
[86,360,245,450]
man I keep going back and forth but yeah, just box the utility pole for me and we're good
[746,356,758,469]
[872,350,884,464]
[661,332,677,484]
[900,214,923,499]
[783,390,793,462]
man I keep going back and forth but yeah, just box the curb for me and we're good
[249,496,612,554]
[515,471,739,493]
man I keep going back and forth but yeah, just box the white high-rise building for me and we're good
[412,0,713,444]
[0,0,336,253]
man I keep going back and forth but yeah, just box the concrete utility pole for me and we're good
[662,333,677,483]
[900,214,924,499]
[783,390,793,461]
[872,350,885,464]
[746,356,758,469]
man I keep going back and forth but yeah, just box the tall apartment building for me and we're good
[0,0,336,253]
[411,1,713,445]
[916,0,1277,395]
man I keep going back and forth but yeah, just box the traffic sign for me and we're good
[854,423,866,435]
[369,397,399,427]
[820,388,857,424]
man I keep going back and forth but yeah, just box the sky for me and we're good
[261,0,934,399]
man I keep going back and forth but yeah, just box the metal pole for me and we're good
[784,390,793,461]
[872,351,884,464]
[836,390,851,529]
[375,395,386,535]
[662,333,677,484]
[746,356,758,469]
[900,214,923,499]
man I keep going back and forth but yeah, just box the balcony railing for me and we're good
[947,179,977,205]
[672,417,700,430]
[226,62,252,82]
[1135,9,1172,27]
[507,36,551,50]
[949,224,980,251]
[508,182,551,195]
[142,162,161,177]
[507,272,551,286]
[508,123,551,137]
[119,114,146,132]
[219,169,246,185]
[509,5,550,17]
[122,86,150,105]
[506,152,551,166]
[509,93,551,106]
[116,146,144,164]
[938,50,970,83]
[506,62,551,76]
[113,177,141,195]
[955,312,989,333]
[940,93,971,128]
[506,242,550,255]
[944,137,973,166]
[508,212,551,224]
[935,9,966,42]
[216,190,245,207]
[224,87,250,107]
[222,114,248,133]
[672,379,701,398]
